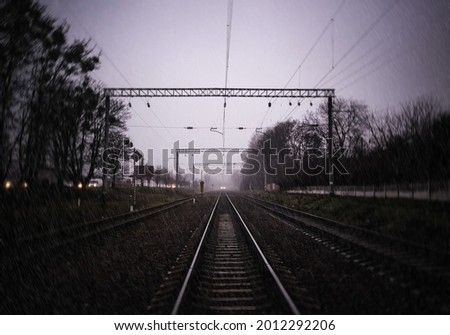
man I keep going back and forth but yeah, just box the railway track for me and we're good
[1,197,192,261]
[153,193,299,315]
[240,194,450,311]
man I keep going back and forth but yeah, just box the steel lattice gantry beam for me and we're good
[104,87,335,98]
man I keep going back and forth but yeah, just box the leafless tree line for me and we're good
[242,97,450,191]
[0,0,130,188]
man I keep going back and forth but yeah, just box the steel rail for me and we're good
[242,194,449,257]
[171,194,221,315]
[242,194,450,276]
[2,197,194,261]
[225,193,300,315]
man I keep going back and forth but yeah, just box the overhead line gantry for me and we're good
[101,87,336,201]
[103,87,335,99]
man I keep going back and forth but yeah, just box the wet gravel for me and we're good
[0,195,216,314]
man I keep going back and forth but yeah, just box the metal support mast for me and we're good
[327,96,334,195]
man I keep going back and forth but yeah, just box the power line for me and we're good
[326,21,418,91]
[327,43,393,88]
[283,0,347,89]
[224,0,234,91]
[337,43,409,92]
[281,105,301,122]
[260,0,347,127]
[314,0,399,89]
[222,0,234,149]
[321,42,383,87]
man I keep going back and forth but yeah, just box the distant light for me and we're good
[220,186,226,190]
[4,180,12,189]
[22,181,28,189]
[77,182,83,189]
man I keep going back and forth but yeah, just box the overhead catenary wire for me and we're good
[260,0,347,127]
[337,42,412,92]
[326,22,417,91]
[222,0,234,149]
[327,42,399,89]
[314,0,399,89]
[282,0,347,90]
[321,42,384,87]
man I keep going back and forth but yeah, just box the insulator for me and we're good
[147,102,150,108]
[268,102,272,108]
[128,102,132,107]
[289,101,292,106]
[297,101,301,106]
[310,101,313,107]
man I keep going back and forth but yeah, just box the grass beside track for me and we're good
[248,191,450,253]
[0,186,195,243]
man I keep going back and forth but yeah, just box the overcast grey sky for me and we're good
[39,0,450,167]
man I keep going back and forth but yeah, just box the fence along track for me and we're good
[171,193,299,315]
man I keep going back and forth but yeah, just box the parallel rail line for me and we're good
[2,197,192,261]
[242,195,450,281]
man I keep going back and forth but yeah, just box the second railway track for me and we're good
[170,193,299,314]
[1,197,193,262]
